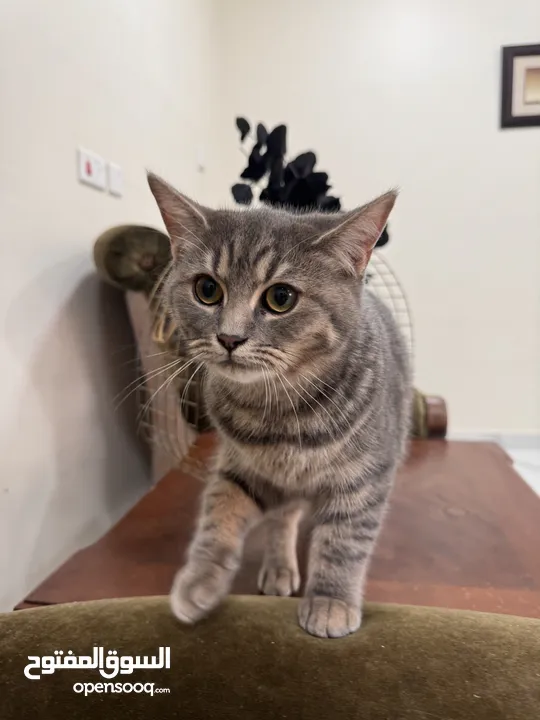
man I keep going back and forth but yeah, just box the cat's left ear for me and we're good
[314,190,397,275]
[147,172,211,257]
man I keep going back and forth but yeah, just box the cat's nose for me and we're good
[216,334,248,353]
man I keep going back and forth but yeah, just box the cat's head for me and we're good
[148,173,396,384]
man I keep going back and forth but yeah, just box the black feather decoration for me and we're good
[256,123,268,145]
[266,124,287,159]
[318,195,341,212]
[268,156,284,188]
[231,116,391,247]
[289,151,316,179]
[235,117,250,142]
[231,183,253,205]
[375,226,389,248]
[240,143,267,182]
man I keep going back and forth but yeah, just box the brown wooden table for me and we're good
[17,439,540,618]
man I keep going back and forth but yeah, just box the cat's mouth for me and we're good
[216,356,253,370]
[209,355,265,383]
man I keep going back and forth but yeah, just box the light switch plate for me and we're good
[77,148,106,190]
[107,162,123,197]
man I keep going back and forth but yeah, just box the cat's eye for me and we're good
[262,284,298,314]
[194,275,223,305]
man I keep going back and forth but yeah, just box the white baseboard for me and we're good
[447,432,540,450]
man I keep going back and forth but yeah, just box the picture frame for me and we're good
[500,44,540,128]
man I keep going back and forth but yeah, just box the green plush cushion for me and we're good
[1,597,539,719]
[93,224,171,292]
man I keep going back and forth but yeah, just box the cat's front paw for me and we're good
[258,563,301,597]
[298,596,361,638]
[170,560,232,624]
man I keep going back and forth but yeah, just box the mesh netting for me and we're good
[366,253,414,361]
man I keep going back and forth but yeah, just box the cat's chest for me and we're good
[206,382,342,491]
[223,435,336,493]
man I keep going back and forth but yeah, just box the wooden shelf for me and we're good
[17,438,540,618]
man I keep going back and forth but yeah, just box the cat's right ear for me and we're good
[147,172,210,257]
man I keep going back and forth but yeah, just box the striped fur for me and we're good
[148,174,411,638]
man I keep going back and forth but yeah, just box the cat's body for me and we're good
[148,174,411,638]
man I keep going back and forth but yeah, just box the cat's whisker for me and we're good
[188,338,212,350]
[256,357,344,434]
[259,366,268,423]
[148,259,174,306]
[143,350,172,360]
[179,362,205,411]
[260,346,308,372]
[116,349,172,370]
[240,358,272,418]
[260,346,299,362]
[262,367,272,424]
[304,369,347,399]
[259,365,280,419]
[280,226,328,262]
[136,359,191,425]
[270,372,279,416]
[259,346,286,358]
[299,378,345,434]
[135,355,203,444]
[176,220,212,256]
[114,355,189,410]
[110,342,142,356]
[250,351,288,372]
[299,374,351,428]
[275,372,302,450]
[279,373,336,435]
[137,354,203,424]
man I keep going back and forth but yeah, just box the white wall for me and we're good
[0,0,220,610]
[214,0,540,434]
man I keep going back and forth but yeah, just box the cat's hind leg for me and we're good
[299,474,393,638]
[258,501,305,597]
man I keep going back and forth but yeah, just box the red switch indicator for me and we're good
[78,148,105,190]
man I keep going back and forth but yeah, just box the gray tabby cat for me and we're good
[148,173,411,638]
